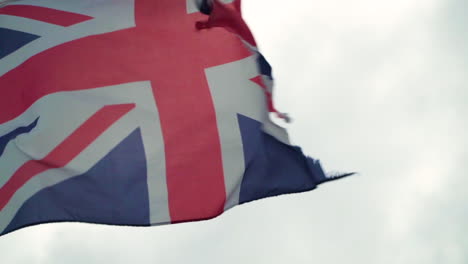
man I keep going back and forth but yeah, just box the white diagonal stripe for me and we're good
[0,15,62,35]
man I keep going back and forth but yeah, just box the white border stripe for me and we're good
[206,55,272,210]
[134,84,170,224]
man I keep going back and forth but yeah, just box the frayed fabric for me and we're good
[196,0,291,123]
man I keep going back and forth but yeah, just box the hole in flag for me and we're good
[196,0,213,15]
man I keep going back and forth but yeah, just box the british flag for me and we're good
[0,0,349,236]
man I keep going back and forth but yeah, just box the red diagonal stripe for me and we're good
[0,5,93,27]
[0,103,135,211]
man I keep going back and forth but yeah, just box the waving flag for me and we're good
[0,0,351,236]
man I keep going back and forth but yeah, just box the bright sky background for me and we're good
[1,0,466,263]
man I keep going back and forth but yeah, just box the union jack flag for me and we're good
[0,0,350,236]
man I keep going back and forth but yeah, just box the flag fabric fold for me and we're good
[0,0,350,236]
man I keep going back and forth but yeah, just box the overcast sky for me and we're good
[1,0,466,263]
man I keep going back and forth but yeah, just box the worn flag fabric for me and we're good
[0,0,351,236]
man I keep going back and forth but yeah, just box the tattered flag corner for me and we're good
[0,0,352,236]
